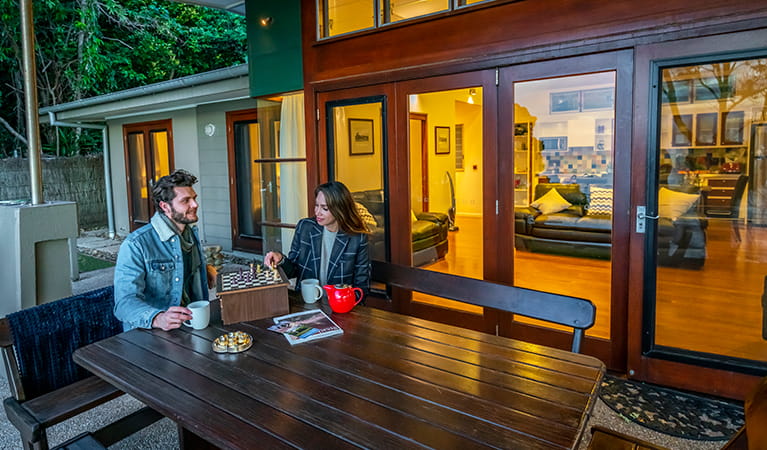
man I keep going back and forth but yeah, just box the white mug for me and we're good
[301,278,323,304]
[184,300,210,330]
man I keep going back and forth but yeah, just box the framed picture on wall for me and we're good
[435,126,450,154]
[348,118,374,155]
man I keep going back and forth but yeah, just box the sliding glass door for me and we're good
[499,51,633,365]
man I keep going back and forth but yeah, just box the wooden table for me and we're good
[73,301,604,449]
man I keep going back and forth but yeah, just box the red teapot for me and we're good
[323,284,364,313]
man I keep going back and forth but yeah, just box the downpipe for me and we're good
[47,111,115,239]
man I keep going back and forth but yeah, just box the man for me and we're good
[114,169,215,331]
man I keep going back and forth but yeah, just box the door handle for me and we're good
[636,206,659,233]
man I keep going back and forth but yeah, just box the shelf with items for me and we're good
[513,121,537,206]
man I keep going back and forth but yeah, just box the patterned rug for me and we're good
[599,375,745,441]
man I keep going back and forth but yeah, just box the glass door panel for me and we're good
[650,57,767,368]
[512,72,616,340]
[407,87,484,314]
[126,132,149,224]
[227,97,307,255]
[123,120,173,230]
[327,98,388,262]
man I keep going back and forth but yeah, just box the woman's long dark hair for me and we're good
[315,181,369,235]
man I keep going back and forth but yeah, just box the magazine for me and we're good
[268,309,343,345]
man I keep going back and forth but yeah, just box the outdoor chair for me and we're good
[1,286,161,450]
[372,261,595,353]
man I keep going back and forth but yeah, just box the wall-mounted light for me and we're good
[260,17,273,27]
[467,88,477,104]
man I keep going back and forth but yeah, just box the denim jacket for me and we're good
[113,213,209,331]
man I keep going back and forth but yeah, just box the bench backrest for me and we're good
[1,286,120,401]
[372,261,595,353]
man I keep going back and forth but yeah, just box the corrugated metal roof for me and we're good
[173,0,245,15]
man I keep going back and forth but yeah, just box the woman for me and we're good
[264,181,371,294]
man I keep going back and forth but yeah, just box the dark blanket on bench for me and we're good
[7,286,121,399]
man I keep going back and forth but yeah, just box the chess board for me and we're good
[216,265,289,324]
[217,266,286,293]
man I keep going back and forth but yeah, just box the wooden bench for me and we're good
[371,261,596,352]
[1,287,161,450]
[587,425,668,450]
[722,375,767,449]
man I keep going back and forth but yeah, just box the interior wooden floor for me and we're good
[421,215,767,363]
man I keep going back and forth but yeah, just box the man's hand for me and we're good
[152,306,192,331]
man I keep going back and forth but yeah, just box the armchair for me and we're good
[352,190,449,266]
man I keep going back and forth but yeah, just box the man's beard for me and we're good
[170,206,197,225]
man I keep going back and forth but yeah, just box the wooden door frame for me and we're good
[498,50,633,370]
[409,112,429,211]
[395,70,499,333]
[629,28,767,400]
[122,119,174,231]
[225,108,260,253]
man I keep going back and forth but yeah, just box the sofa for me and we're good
[514,183,707,268]
[352,190,449,266]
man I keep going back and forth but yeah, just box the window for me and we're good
[318,0,497,39]
[227,93,308,254]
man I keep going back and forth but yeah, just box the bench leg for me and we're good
[178,424,219,450]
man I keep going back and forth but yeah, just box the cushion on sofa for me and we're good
[531,188,572,214]
[355,202,377,227]
[534,183,588,206]
[658,187,699,220]
[587,186,613,216]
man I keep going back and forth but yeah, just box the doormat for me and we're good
[598,375,744,441]
[78,253,115,273]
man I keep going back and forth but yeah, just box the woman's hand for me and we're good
[264,251,283,269]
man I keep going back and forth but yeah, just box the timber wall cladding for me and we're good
[0,155,106,228]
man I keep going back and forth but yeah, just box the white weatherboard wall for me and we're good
[0,201,77,316]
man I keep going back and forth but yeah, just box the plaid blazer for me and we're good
[282,218,370,293]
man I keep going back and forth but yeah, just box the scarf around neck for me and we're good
[160,213,201,305]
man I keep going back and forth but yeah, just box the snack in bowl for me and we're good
[212,331,252,353]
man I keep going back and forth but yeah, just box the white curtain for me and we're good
[278,92,307,254]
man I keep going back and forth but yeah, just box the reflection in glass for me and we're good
[655,57,767,366]
[127,132,149,222]
[150,131,170,180]
[330,100,387,262]
[231,94,307,254]
[319,0,374,38]
[513,72,616,339]
[407,87,483,313]
[383,0,448,24]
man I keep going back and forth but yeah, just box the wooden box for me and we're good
[216,266,290,324]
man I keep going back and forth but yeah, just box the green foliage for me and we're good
[0,0,246,158]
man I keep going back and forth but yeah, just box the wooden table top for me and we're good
[74,301,604,450]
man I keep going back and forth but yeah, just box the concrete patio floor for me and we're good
[0,231,726,449]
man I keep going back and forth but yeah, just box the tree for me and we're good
[0,0,247,158]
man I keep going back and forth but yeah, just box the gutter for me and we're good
[48,111,116,239]
[40,64,248,115]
